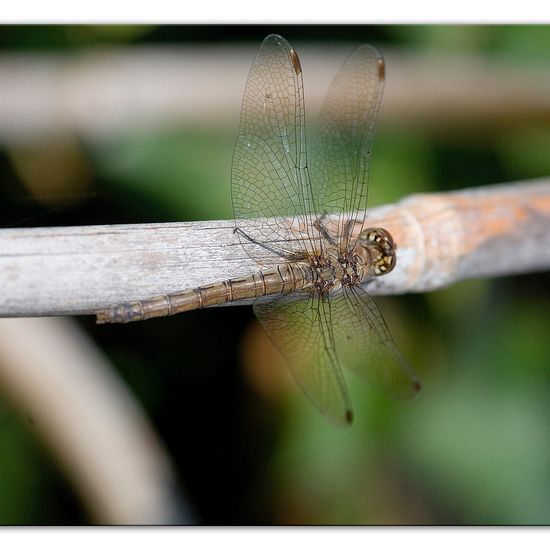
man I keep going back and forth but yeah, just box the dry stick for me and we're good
[1,178,549,319]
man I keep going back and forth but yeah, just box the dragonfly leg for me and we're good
[341,219,354,245]
[313,214,338,245]
[233,226,305,261]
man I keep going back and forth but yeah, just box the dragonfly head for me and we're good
[356,227,397,277]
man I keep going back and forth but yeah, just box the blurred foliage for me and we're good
[0,24,549,525]
[92,128,235,221]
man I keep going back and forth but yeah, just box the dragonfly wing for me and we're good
[309,43,385,252]
[231,34,317,263]
[254,292,353,426]
[334,286,421,398]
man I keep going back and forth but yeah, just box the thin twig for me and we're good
[0,46,549,144]
[0,316,194,524]
[1,178,549,318]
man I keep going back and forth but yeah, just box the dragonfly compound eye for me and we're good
[357,227,397,276]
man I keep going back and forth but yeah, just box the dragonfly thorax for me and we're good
[310,253,337,293]
[307,227,397,295]
[309,249,364,294]
[337,252,363,287]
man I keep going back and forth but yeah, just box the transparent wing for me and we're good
[231,34,317,263]
[336,285,421,398]
[254,292,353,426]
[254,286,419,426]
[309,43,385,253]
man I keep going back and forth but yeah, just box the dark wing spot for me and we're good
[289,48,302,75]
[378,59,385,82]
[345,409,353,425]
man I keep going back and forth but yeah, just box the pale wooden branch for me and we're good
[0,46,549,144]
[1,178,549,318]
[0,316,193,524]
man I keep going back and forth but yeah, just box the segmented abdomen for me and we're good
[95,262,312,324]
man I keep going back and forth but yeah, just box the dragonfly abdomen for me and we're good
[95,262,311,324]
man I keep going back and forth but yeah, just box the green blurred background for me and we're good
[0,24,549,525]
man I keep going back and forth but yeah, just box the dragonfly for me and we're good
[96,34,421,426]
